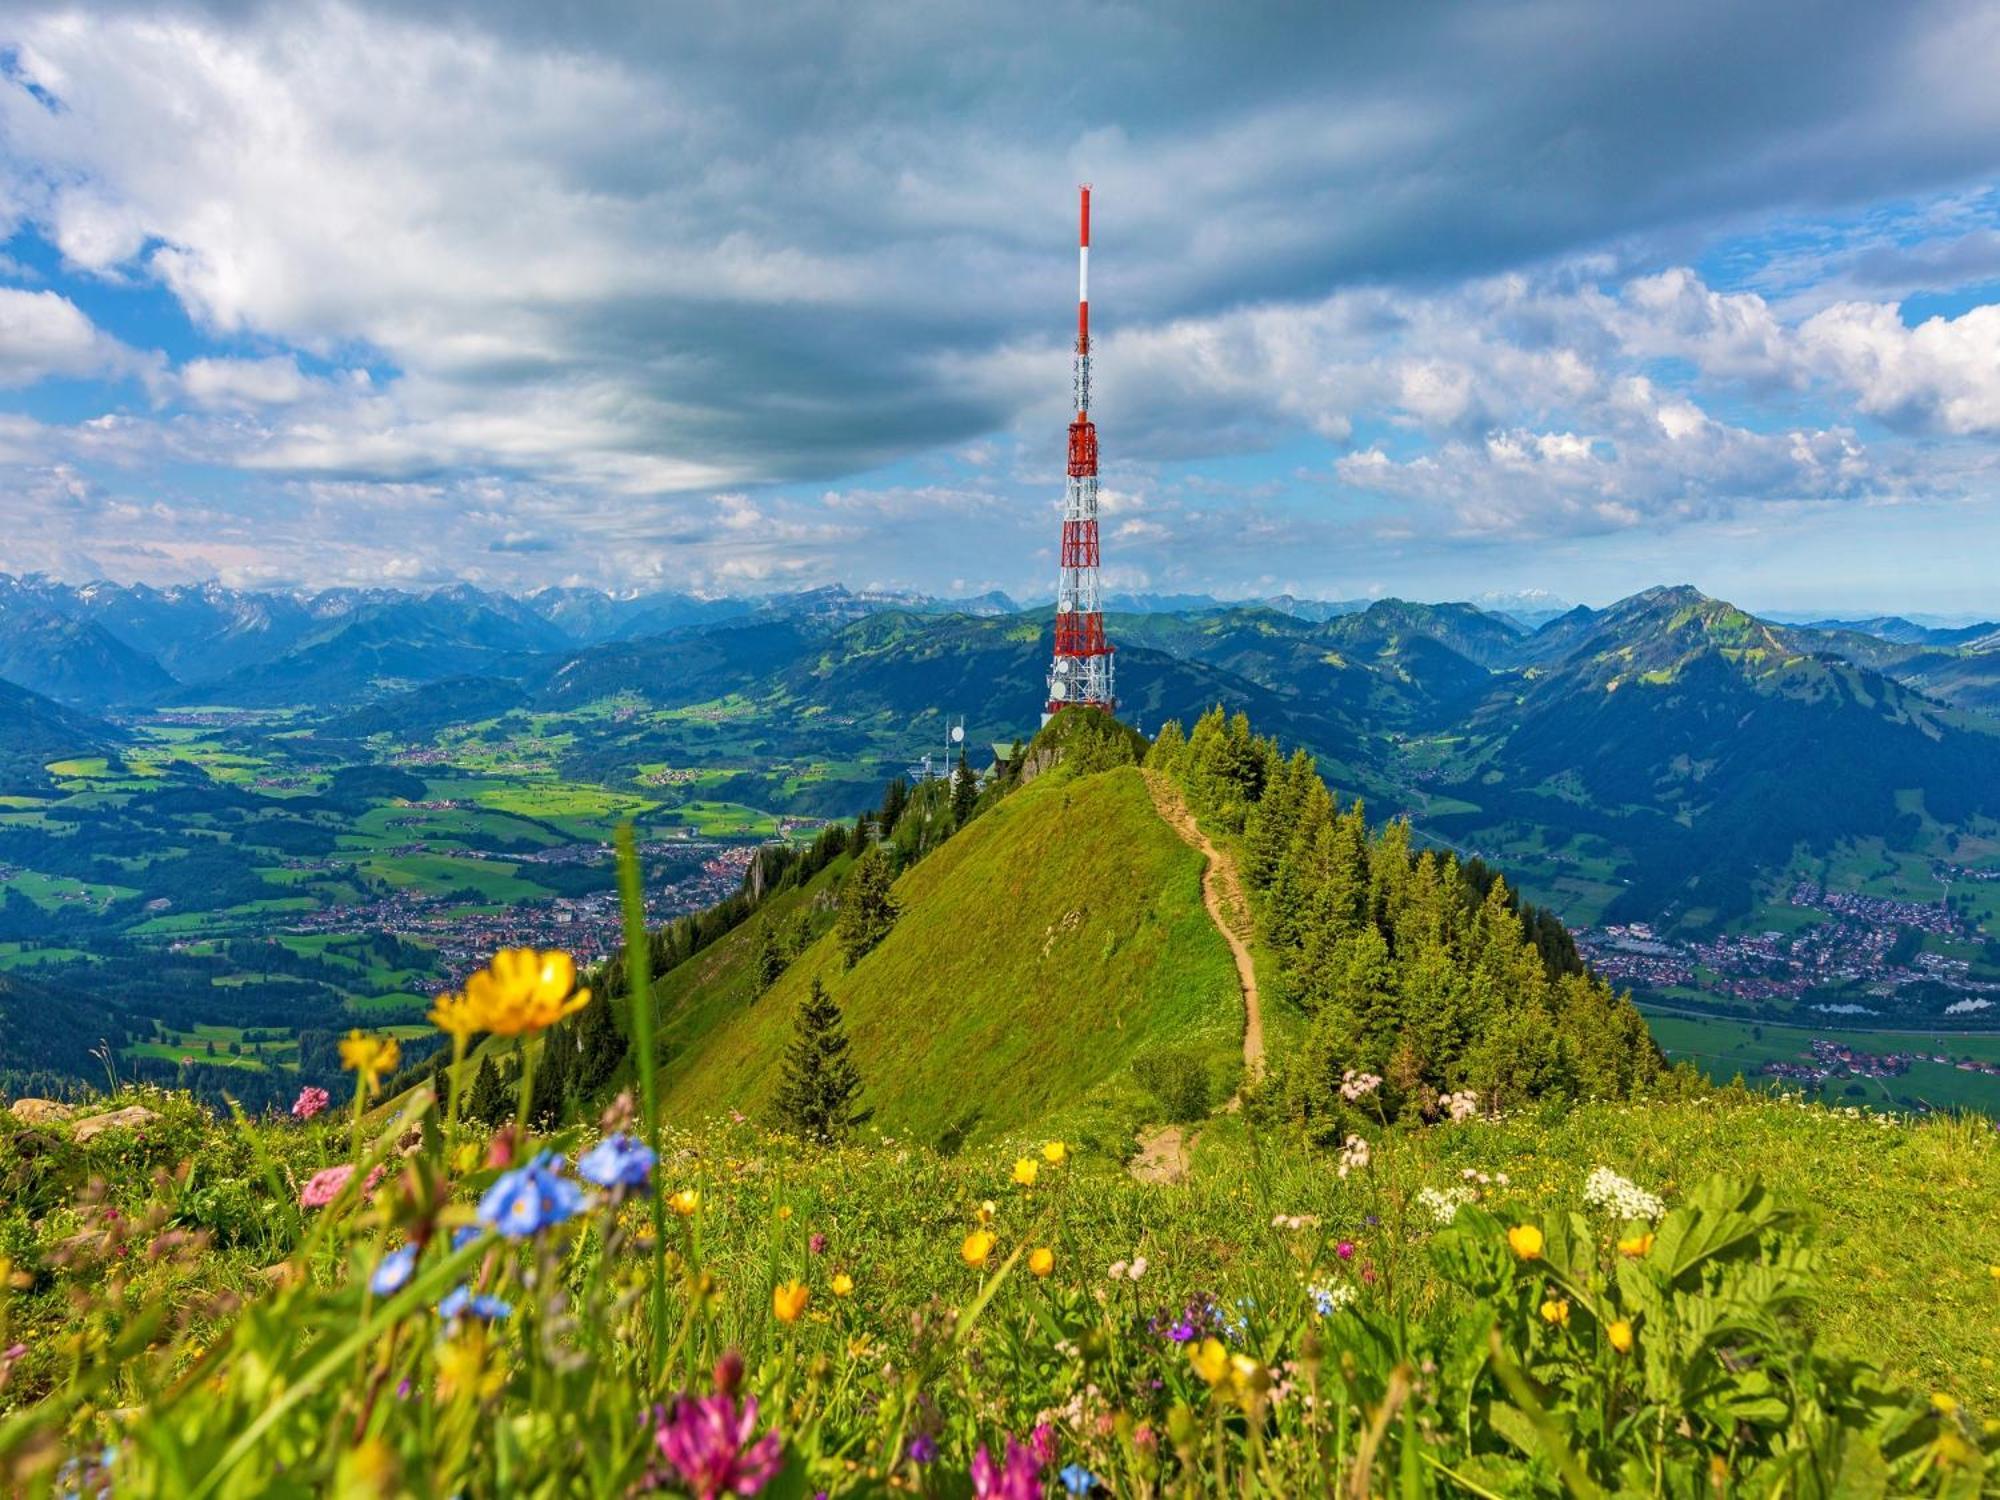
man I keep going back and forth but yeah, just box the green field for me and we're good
[1643,1009,2000,1112]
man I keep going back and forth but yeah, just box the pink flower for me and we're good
[299,1164,354,1209]
[1335,1241,1356,1261]
[291,1085,331,1121]
[971,1435,1046,1500]
[808,1233,827,1256]
[656,1393,783,1499]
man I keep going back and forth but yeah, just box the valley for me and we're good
[5,573,2000,1111]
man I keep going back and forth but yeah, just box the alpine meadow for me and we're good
[5,2,2000,1496]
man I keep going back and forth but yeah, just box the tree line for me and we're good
[1147,707,1678,1139]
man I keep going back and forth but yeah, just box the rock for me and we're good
[71,1105,161,1143]
[8,1098,74,1126]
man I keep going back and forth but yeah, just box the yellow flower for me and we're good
[1618,1231,1655,1258]
[772,1280,809,1324]
[340,1030,400,1090]
[459,948,590,1037]
[1012,1157,1039,1187]
[436,1330,506,1403]
[427,991,480,1040]
[1028,1246,1055,1278]
[1507,1224,1544,1261]
[1042,1140,1068,1165]
[1189,1337,1230,1386]
[1229,1353,1271,1397]
[777,1205,793,1220]
[961,1230,996,1268]
[1539,1298,1570,1327]
[1607,1319,1634,1354]
[669,1188,701,1217]
[1989,1264,2000,1280]
[1932,1392,1961,1416]
[831,1272,855,1298]
[976,1200,997,1225]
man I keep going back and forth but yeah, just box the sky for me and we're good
[3,2,2000,614]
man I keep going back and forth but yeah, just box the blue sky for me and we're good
[3,2,2000,614]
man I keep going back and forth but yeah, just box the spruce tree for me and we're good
[467,1054,506,1124]
[533,1033,571,1128]
[950,751,977,826]
[754,919,787,996]
[774,978,867,1144]
[836,844,898,967]
[574,989,627,1094]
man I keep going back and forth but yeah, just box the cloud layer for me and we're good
[2,0,2000,604]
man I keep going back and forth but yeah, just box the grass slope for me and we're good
[651,765,1242,1145]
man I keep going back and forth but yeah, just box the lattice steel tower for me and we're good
[1045,184,1116,722]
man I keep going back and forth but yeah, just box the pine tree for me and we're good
[836,845,898,967]
[754,919,787,996]
[773,978,867,1144]
[574,989,627,1094]
[878,778,910,836]
[950,751,977,826]
[467,1054,506,1124]
[533,1032,571,1128]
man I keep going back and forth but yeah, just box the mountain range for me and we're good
[7,571,2000,934]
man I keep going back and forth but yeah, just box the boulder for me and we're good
[8,1098,74,1126]
[71,1105,161,1143]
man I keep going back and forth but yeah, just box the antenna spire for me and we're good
[1045,184,1115,720]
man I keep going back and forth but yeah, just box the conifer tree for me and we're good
[836,845,898,967]
[467,1054,506,1124]
[878,778,910,836]
[573,989,626,1094]
[950,751,977,826]
[774,977,867,1144]
[754,919,787,996]
[533,1033,571,1128]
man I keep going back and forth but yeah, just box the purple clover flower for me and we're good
[971,1436,1046,1500]
[655,1392,783,1500]
[906,1433,938,1465]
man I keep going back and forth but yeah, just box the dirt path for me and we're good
[1144,771,1265,1082]
[1128,1124,1191,1185]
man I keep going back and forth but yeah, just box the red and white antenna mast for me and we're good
[1045,184,1115,721]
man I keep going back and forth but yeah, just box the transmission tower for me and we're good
[1045,184,1115,722]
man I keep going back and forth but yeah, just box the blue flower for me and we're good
[451,1225,482,1252]
[577,1132,656,1191]
[477,1151,588,1238]
[439,1284,512,1321]
[370,1244,417,1296]
[1060,1463,1098,1494]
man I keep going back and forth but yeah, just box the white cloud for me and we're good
[0,286,136,386]
[1798,301,2000,434]
[180,355,314,407]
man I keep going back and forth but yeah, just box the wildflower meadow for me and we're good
[0,828,1994,1497]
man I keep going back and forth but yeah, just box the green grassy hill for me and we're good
[650,764,1242,1145]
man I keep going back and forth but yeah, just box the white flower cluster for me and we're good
[1416,1185,1475,1225]
[1107,1256,1149,1282]
[1337,1135,1372,1178]
[1583,1166,1666,1222]
[1340,1069,1383,1102]
[1309,1282,1357,1316]
[1459,1167,1509,1187]
[1270,1213,1322,1232]
[1437,1089,1479,1122]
